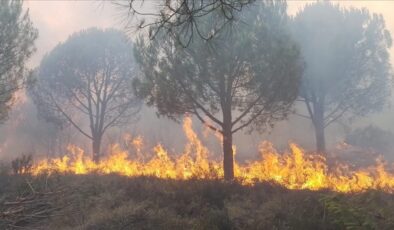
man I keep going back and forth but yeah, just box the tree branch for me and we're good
[49,94,92,139]
[193,106,223,134]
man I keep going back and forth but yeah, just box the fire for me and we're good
[31,117,394,193]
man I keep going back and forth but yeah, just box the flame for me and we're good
[31,117,394,193]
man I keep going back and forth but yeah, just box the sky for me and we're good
[24,1,120,66]
[23,0,394,68]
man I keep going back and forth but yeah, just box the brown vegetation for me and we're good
[1,172,394,229]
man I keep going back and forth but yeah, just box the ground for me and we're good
[1,172,394,230]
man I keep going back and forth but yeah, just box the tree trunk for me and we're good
[223,128,234,181]
[313,106,326,153]
[92,136,102,163]
[222,100,234,181]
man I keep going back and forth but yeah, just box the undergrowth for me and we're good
[1,173,394,230]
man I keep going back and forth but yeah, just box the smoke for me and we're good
[0,0,393,161]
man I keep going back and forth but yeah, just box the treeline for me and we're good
[0,0,392,180]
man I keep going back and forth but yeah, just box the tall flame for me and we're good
[31,117,394,193]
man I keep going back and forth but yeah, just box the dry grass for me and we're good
[1,172,394,230]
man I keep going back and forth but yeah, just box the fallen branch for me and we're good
[0,181,65,229]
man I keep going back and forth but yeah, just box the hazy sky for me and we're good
[24,0,394,68]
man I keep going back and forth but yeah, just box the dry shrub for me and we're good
[2,174,394,230]
[11,154,33,175]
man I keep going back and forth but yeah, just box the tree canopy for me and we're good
[134,0,303,180]
[292,2,392,152]
[31,28,141,161]
[117,0,255,46]
[0,0,38,122]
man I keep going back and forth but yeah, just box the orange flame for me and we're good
[31,117,394,193]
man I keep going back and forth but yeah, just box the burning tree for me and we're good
[0,0,38,122]
[292,2,392,153]
[31,28,141,162]
[134,1,303,180]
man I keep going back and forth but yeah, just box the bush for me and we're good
[11,154,33,175]
[1,174,394,229]
[345,125,394,155]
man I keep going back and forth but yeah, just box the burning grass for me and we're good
[4,118,394,229]
[30,118,394,193]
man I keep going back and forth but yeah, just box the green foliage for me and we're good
[0,0,38,122]
[30,28,141,159]
[294,1,392,120]
[134,0,303,134]
[320,192,394,230]
[134,1,303,179]
[31,28,140,130]
[125,0,256,47]
[292,1,392,151]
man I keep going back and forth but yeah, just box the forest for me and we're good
[0,0,394,229]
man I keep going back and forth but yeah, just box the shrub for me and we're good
[2,174,394,229]
[11,154,33,175]
[345,125,394,155]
